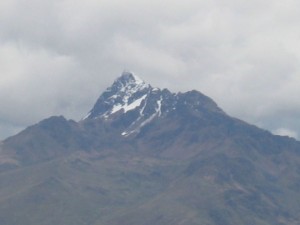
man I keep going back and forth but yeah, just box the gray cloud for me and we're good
[0,0,300,140]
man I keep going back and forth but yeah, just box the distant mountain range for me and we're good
[0,71,300,225]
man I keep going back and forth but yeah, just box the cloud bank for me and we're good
[0,0,300,140]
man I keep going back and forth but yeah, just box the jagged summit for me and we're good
[84,71,152,121]
[84,71,224,136]
[118,70,147,86]
[112,71,150,93]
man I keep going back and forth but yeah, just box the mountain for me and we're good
[0,71,300,225]
[85,71,224,137]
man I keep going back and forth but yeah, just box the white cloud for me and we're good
[0,43,92,125]
[1,0,300,139]
[273,128,298,139]
[112,36,187,76]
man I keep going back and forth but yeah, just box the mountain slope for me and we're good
[0,71,300,225]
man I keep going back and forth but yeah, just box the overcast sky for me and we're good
[0,0,300,140]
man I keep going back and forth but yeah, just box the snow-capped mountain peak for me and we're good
[84,71,224,136]
[110,71,149,94]
[84,71,152,120]
[120,70,146,86]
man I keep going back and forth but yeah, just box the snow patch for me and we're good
[140,98,148,116]
[123,95,147,113]
[82,112,91,120]
[140,113,157,128]
[121,129,139,136]
[156,97,162,117]
[121,113,156,137]
[121,95,165,137]
[108,94,118,99]
[111,94,147,114]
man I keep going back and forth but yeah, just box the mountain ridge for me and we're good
[84,71,225,137]
[0,71,299,225]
